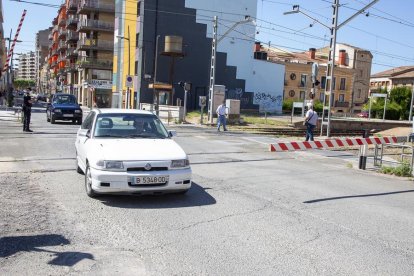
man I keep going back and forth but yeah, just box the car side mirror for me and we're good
[168,130,177,137]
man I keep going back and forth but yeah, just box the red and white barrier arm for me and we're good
[3,10,27,73]
[269,136,407,152]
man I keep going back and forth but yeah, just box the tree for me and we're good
[13,79,36,90]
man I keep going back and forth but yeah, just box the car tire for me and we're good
[51,115,56,124]
[85,164,98,198]
[77,119,82,125]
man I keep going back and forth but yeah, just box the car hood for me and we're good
[90,138,187,161]
[52,103,80,109]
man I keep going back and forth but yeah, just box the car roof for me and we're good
[94,108,155,116]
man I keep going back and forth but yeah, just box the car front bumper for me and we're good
[52,112,82,121]
[89,167,192,194]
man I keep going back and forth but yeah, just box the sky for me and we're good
[3,0,414,74]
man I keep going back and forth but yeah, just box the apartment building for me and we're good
[45,0,114,108]
[268,44,372,113]
[370,66,414,92]
[113,0,285,113]
[0,0,7,92]
[17,51,37,81]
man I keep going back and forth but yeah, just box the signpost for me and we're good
[126,75,133,109]
[368,93,387,120]
[199,96,207,124]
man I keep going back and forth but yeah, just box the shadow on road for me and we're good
[0,234,94,266]
[303,189,414,204]
[99,183,216,209]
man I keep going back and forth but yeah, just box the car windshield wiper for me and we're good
[124,134,155,139]
[94,135,124,138]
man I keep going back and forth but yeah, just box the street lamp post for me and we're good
[283,0,379,137]
[117,25,131,109]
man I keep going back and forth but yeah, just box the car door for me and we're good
[76,111,96,169]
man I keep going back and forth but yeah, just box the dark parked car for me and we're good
[46,93,82,124]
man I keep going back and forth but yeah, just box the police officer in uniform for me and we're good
[22,89,33,132]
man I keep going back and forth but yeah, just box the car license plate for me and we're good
[63,114,73,117]
[134,176,169,185]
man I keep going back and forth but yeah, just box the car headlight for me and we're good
[171,159,190,168]
[75,109,82,113]
[96,160,124,171]
[53,109,61,113]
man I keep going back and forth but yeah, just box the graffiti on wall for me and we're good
[253,92,282,111]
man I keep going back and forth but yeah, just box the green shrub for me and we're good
[379,162,412,177]
[282,98,294,111]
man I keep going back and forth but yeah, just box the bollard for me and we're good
[358,129,370,170]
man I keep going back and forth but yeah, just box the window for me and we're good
[319,92,324,102]
[300,74,307,87]
[339,94,345,102]
[135,61,138,75]
[300,91,305,99]
[321,76,326,89]
[357,89,361,98]
[340,78,346,90]
[332,77,336,90]
[82,111,96,130]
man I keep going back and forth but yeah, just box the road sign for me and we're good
[199,96,207,107]
[311,62,319,84]
[126,75,133,88]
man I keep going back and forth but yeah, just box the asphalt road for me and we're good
[1,110,414,275]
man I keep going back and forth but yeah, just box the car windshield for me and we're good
[93,113,169,139]
[53,95,76,104]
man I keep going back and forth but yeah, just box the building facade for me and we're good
[370,66,414,92]
[269,44,372,113]
[17,51,37,81]
[36,28,52,92]
[113,0,285,113]
[45,0,115,108]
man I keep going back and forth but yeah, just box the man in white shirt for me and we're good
[304,103,318,141]
[216,100,228,131]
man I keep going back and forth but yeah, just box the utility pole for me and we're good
[207,15,254,124]
[154,35,160,116]
[208,16,218,124]
[283,1,379,137]
[409,83,414,122]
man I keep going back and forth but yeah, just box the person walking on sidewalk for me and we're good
[216,100,228,132]
[304,103,318,141]
[22,89,33,132]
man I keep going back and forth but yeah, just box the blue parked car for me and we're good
[46,93,82,125]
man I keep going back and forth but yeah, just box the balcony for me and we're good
[58,41,67,52]
[66,17,79,30]
[58,29,67,39]
[58,17,66,27]
[77,19,114,33]
[78,0,115,14]
[77,38,113,51]
[77,57,113,70]
[66,47,78,58]
[65,63,78,73]
[67,31,79,42]
[67,0,78,14]
[334,101,350,108]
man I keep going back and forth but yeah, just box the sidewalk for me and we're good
[0,109,20,122]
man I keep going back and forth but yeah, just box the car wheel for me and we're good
[51,115,56,124]
[85,164,98,198]
[77,119,82,125]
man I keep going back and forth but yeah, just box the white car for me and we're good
[75,109,192,197]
